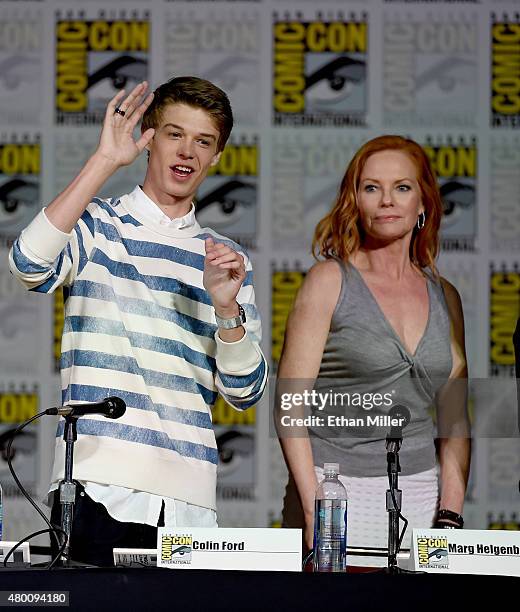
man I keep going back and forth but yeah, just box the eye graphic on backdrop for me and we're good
[216,429,254,477]
[196,180,256,227]
[305,56,366,105]
[416,57,476,94]
[0,428,36,463]
[87,55,148,90]
[202,57,256,92]
[439,180,474,227]
[0,303,38,340]
[0,55,40,91]
[0,178,38,227]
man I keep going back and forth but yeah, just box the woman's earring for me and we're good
[417,211,426,230]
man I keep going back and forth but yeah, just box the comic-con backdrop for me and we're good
[0,1,519,544]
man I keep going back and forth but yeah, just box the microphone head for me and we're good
[388,405,411,427]
[105,397,126,419]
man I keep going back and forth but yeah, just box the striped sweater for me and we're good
[9,186,267,510]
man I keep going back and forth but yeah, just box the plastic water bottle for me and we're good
[313,463,347,572]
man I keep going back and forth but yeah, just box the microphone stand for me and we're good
[386,435,402,573]
[57,415,79,566]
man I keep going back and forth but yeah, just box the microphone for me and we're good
[46,396,126,419]
[385,405,411,452]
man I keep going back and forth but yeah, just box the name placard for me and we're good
[410,528,520,576]
[0,542,30,565]
[157,528,302,571]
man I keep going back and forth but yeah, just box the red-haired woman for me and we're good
[276,135,470,565]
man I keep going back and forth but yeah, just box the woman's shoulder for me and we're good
[439,276,463,305]
[305,259,343,290]
[438,276,464,327]
[295,259,343,313]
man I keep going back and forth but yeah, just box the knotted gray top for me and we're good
[310,260,453,477]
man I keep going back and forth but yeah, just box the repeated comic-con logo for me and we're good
[214,396,256,502]
[272,132,362,249]
[384,13,477,127]
[491,136,520,252]
[0,7,43,125]
[0,383,39,492]
[489,262,520,377]
[417,535,449,569]
[491,13,520,128]
[273,11,368,127]
[271,263,306,372]
[53,289,64,374]
[0,133,40,247]
[164,8,260,125]
[488,438,520,503]
[54,132,148,199]
[196,135,258,250]
[422,136,477,252]
[488,512,520,531]
[55,9,149,125]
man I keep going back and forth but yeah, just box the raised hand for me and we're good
[203,237,246,314]
[96,81,155,168]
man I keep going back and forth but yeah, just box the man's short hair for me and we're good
[141,76,233,152]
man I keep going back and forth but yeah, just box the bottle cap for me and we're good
[323,463,339,474]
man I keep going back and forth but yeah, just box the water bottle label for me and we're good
[314,499,347,572]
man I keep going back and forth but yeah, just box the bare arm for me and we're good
[436,278,471,521]
[275,260,342,550]
[45,82,155,233]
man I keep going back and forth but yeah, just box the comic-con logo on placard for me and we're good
[55,9,149,125]
[491,13,520,128]
[161,534,192,565]
[0,134,40,247]
[489,263,520,377]
[422,136,477,252]
[195,135,258,250]
[417,535,449,569]
[383,13,477,127]
[273,11,368,126]
[271,263,306,372]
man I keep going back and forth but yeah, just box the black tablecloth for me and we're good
[0,566,516,611]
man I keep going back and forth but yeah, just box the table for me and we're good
[0,566,516,611]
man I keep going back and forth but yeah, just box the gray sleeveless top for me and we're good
[310,261,452,477]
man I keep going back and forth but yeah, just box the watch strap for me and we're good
[215,304,246,329]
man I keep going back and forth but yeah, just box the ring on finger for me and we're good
[114,107,126,117]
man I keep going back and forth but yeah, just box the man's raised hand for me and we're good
[97,81,155,168]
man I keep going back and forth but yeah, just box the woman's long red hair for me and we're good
[312,135,443,273]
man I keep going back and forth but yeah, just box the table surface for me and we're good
[0,565,517,611]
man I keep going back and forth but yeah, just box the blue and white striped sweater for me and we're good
[9,186,267,510]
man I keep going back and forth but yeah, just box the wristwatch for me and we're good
[215,304,246,329]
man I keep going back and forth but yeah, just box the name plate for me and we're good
[157,528,302,571]
[410,528,520,576]
[0,542,30,565]
[113,548,157,567]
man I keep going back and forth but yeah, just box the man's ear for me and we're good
[210,151,222,167]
